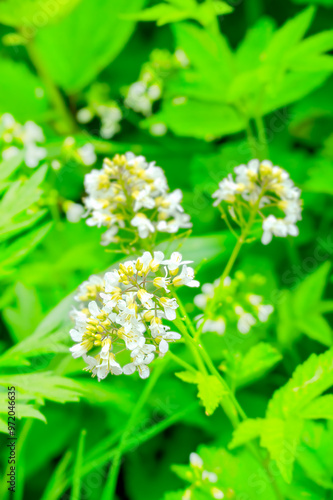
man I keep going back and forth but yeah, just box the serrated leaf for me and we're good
[175,370,199,384]
[0,164,47,226]
[231,343,282,388]
[0,221,52,276]
[296,315,332,346]
[197,374,225,416]
[302,395,333,419]
[229,418,263,449]
[260,417,304,483]
[0,372,85,404]
[294,261,331,316]
[264,6,316,63]
[267,348,333,420]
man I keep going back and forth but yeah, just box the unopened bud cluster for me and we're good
[195,272,274,335]
[83,152,191,247]
[69,251,199,380]
[212,159,302,245]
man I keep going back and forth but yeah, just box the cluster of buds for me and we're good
[195,272,274,335]
[82,152,191,247]
[180,452,227,500]
[76,83,122,139]
[0,113,46,168]
[69,251,199,380]
[60,136,97,167]
[212,159,302,245]
[124,48,189,117]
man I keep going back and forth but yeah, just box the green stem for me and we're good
[25,38,77,135]
[245,120,258,158]
[168,350,198,373]
[254,114,269,160]
[101,358,167,500]
[71,429,86,500]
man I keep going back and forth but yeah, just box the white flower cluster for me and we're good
[195,272,274,335]
[180,452,225,500]
[124,49,189,117]
[125,80,161,117]
[212,159,302,245]
[83,152,192,247]
[77,103,122,140]
[69,251,199,380]
[0,113,46,168]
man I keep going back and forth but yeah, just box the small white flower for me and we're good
[189,452,203,468]
[159,297,179,320]
[173,265,200,288]
[162,252,193,273]
[131,213,155,239]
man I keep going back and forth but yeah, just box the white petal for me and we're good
[123,363,136,375]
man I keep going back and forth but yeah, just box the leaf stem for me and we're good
[24,38,77,135]
[101,358,167,500]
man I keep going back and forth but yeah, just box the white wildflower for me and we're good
[82,152,191,248]
[69,251,199,380]
[212,159,302,244]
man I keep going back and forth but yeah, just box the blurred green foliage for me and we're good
[0,0,333,499]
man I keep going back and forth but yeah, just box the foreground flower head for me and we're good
[212,159,302,244]
[69,251,199,380]
[83,152,192,247]
[0,113,46,168]
[195,272,274,335]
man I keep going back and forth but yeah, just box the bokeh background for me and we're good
[0,0,333,499]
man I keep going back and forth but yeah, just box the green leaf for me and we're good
[236,17,275,71]
[0,59,48,121]
[304,160,333,195]
[0,393,46,423]
[0,153,23,182]
[0,0,82,28]
[277,262,332,347]
[175,370,199,384]
[229,418,263,449]
[230,342,282,388]
[302,395,333,420]
[267,348,333,420]
[260,417,304,483]
[123,4,192,25]
[197,373,225,416]
[264,6,316,63]
[34,0,146,92]
[172,22,234,93]
[286,29,333,64]
[0,221,52,276]
[294,261,331,316]
[296,315,332,346]
[154,98,245,140]
[0,164,47,227]
[0,372,85,404]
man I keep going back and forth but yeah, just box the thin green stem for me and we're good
[71,429,86,500]
[254,114,269,160]
[168,350,198,373]
[245,120,258,158]
[101,358,167,500]
[25,38,77,135]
